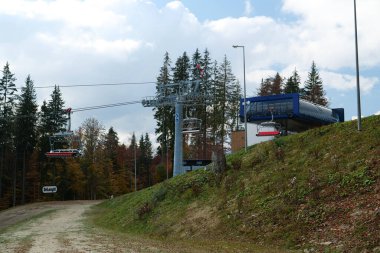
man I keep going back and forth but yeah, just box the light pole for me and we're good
[354,0,362,131]
[233,45,247,152]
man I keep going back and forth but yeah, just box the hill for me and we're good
[89,116,380,252]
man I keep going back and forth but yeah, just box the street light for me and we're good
[233,45,247,152]
[354,0,362,131]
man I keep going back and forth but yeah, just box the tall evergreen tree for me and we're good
[104,127,119,171]
[14,75,38,204]
[257,78,272,96]
[271,72,283,95]
[284,68,301,94]
[15,75,38,150]
[215,55,240,150]
[303,61,328,106]
[172,52,191,83]
[47,85,67,133]
[137,133,153,188]
[0,62,17,143]
[154,52,173,165]
[200,49,213,158]
[0,62,17,198]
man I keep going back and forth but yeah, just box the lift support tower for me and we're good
[142,80,211,177]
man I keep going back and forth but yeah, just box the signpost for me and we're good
[42,186,57,193]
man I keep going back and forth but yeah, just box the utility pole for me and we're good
[354,0,362,131]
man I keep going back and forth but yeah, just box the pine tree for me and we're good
[15,75,38,150]
[271,72,283,94]
[0,62,17,198]
[14,75,38,204]
[0,62,17,143]
[215,55,240,151]
[104,127,119,172]
[47,85,67,133]
[303,61,328,106]
[137,133,153,188]
[284,68,301,94]
[154,52,173,166]
[257,78,272,96]
[200,49,213,158]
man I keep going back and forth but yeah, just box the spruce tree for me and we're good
[0,62,17,143]
[0,62,17,198]
[104,127,119,172]
[15,75,38,150]
[257,78,272,96]
[14,75,38,204]
[47,85,67,133]
[154,52,173,164]
[303,61,328,106]
[271,72,283,94]
[284,68,301,94]
[215,55,240,150]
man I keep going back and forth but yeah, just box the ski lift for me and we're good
[183,117,202,134]
[256,109,282,137]
[45,108,83,158]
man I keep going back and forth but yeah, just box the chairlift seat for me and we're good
[256,121,282,137]
[46,149,81,158]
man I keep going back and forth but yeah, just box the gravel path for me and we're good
[0,201,205,253]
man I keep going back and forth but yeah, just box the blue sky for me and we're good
[0,0,379,144]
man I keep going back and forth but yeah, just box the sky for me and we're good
[0,0,379,146]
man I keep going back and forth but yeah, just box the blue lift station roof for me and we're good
[239,93,344,132]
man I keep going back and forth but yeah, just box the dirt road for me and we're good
[0,201,289,253]
[0,200,182,253]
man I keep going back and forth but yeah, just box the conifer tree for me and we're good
[215,55,240,150]
[47,85,67,133]
[14,75,38,204]
[271,72,283,94]
[15,75,38,150]
[154,52,173,164]
[0,62,17,143]
[303,61,328,106]
[104,127,119,172]
[284,68,301,94]
[257,78,272,96]
[0,62,17,198]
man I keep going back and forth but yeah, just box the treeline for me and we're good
[257,61,328,106]
[154,49,241,162]
[0,62,164,210]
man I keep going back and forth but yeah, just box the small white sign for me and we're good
[42,186,57,193]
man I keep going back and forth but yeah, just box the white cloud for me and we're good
[244,0,254,16]
[375,111,380,116]
[1,0,379,142]
[321,71,378,93]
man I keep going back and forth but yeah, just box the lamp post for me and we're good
[233,45,247,152]
[354,0,362,131]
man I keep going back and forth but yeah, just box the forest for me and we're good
[0,47,328,210]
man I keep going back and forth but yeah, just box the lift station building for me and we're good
[232,93,345,151]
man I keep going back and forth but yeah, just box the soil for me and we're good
[0,200,184,253]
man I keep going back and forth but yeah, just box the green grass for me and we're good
[89,115,380,252]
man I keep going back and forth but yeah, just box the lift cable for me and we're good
[31,81,156,89]
[72,100,142,112]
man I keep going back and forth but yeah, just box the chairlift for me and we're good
[256,109,282,137]
[45,108,83,158]
[183,117,202,134]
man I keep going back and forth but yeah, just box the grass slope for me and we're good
[90,116,380,252]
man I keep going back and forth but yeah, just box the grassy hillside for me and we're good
[90,116,380,252]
